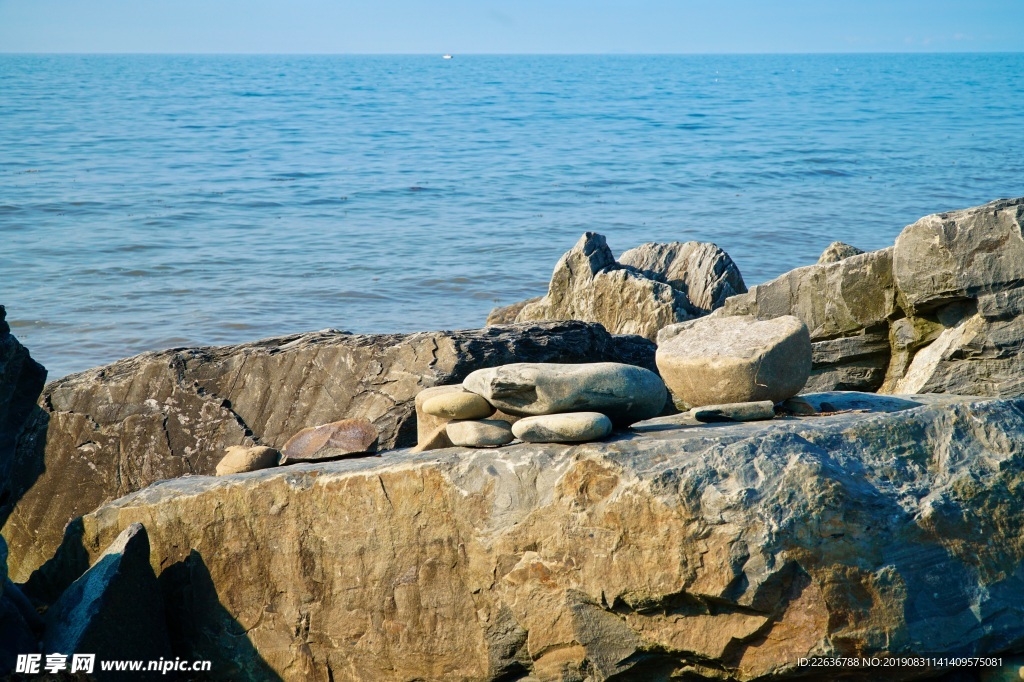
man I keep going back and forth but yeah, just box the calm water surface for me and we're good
[2,54,1023,378]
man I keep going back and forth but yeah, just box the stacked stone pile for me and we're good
[414,361,667,448]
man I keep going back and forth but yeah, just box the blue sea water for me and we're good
[2,54,1023,379]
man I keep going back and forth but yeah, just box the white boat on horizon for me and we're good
[443,54,453,60]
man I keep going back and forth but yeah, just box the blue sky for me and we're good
[1,0,1022,54]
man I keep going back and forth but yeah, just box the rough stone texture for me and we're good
[216,445,281,476]
[464,362,667,425]
[516,233,696,340]
[280,419,379,463]
[487,297,542,326]
[511,412,613,443]
[893,197,1024,314]
[878,198,1024,398]
[45,393,1024,681]
[1,535,39,675]
[3,321,656,582]
[691,400,775,423]
[446,420,515,448]
[887,309,1024,397]
[817,241,865,264]
[0,305,48,548]
[423,392,494,420]
[43,523,172,679]
[618,241,747,314]
[656,315,811,408]
[717,247,898,393]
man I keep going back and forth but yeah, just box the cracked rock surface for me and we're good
[46,392,1024,681]
[2,321,655,582]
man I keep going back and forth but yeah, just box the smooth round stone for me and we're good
[446,419,514,448]
[216,445,281,476]
[423,392,494,420]
[511,412,613,444]
[463,362,666,426]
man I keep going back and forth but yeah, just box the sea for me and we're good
[2,54,1023,379]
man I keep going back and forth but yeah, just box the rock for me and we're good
[717,247,897,392]
[414,386,522,452]
[511,412,613,443]
[886,310,1024,397]
[618,241,747,314]
[778,396,817,416]
[1,535,39,675]
[691,400,775,423]
[423,392,493,420]
[215,445,280,476]
[463,362,666,425]
[45,393,1024,680]
[486,297,542,325]
[414,385,465,451]
[893,197,1024,314]
[43,523,171,677]
[656,315,811,408]
[280,419,378,463]
[0,305,47,542]
[816,241,864,264]
[446,419,514,447]
[3,320,655,582]
[515,233,696,340]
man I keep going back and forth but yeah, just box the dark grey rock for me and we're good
[43,523,171,680]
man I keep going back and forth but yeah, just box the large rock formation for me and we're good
[0,305,48,528]
[618,240,746,314]
[717,197,1024,399]
[3,321,656,582]
[882,198,1024,396]
[500,234,746,340]
[717,247,897,393]
[43,392,1024,681]
[516,233,696,339]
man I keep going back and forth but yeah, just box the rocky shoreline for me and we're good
[2,197,1024,681]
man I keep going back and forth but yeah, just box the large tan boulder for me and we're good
[39,393,1024,680]
[717,248,897,392]
[3,321,656,582]
[463,362,667,425]
[515,233,696,340]
[893,197,1024,314]
[618,240,746,314]
[656,315,811,408]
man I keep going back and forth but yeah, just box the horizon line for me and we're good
[2,50,1022,56]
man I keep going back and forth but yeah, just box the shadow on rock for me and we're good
[160,550,282,682]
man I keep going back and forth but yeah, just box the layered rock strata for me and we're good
[44,392,1024,681]
[3,321,655,582]
[717,197,1024,398]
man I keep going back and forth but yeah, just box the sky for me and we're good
[1,0,1022,54]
